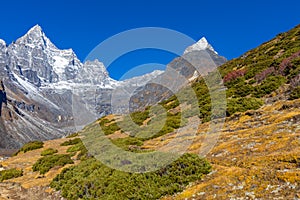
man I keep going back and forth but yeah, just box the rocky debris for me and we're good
[0,182,65,200]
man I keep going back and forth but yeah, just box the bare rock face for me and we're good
[0,26,95,149]
[7,25,80,85]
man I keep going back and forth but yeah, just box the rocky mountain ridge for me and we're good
[0,25,225,149]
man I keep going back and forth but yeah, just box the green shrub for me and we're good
[0,168,23,182]
[199,100,212,123]
[231,82,254,97]
[154,125,174,138]
[254,75,286,97]
[161,99,180,110]
[119,108,184,140]
[32,154,74,174]
[111,137,144,151]
[50,153,211,200]
[143,112,183,139]
[14,141,44,155]
[248,79,256,84]
[290,86,300,100]
[101,123,121,135]
[67,143,84,153]
[60,138,81,146]
[99,118,121,135]
[99,117,111,126]
[130,109,150,126]
[67,141,88,160]
[227,97,263,116]
[66,133,79,138]
[41,148,58,156]
[287,57,300,79]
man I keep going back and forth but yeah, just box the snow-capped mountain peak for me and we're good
[0,25,227,149]
[0,39,6,47]
[7,25,84,84]
[28,24,43,33]
[16,24,57,50]
[184,37,218,55]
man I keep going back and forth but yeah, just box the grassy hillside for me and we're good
[221,24,300,98]
[150,99,300,199]
[0,25,299,199]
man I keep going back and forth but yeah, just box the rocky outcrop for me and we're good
[0,81,7,116]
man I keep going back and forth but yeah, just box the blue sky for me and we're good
[0,0,299,80]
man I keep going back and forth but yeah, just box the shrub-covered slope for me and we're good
[0,24,299,200]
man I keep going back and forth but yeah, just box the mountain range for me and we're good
[0,25,226,149]
[0,24,299,199]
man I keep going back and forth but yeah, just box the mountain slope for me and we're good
[54,24,300,199]
[156,99,300,199]
[0,24,299,199]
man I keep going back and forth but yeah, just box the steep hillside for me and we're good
[153,99,300,199]
[220,24,300,100]
[0,25,299,199]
